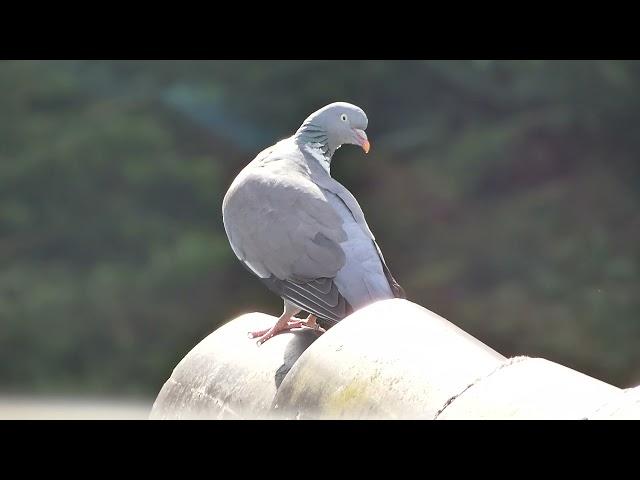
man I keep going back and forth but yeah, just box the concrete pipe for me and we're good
[149,312,321,419]
[587,385,640,419]
[273,299,506,419]
[150,299,634,419]
[435,356,621,419]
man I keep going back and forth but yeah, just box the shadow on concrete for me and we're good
[274,329,322,389]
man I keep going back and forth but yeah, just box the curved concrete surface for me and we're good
[587,385,640,419]
[149,313,321,419]
[436,357,621,419]
[273,299,506,419]
[150,299,637,420]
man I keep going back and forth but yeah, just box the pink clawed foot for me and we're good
[248,320,305,345]
[248,315,323,346]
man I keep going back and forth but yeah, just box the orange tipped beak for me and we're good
[354,129,370,154]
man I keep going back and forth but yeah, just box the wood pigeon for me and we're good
[222,102,405,344]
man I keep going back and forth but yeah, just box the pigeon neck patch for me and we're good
[304,143,332,175]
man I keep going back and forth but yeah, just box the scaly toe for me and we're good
[248,327,271,339]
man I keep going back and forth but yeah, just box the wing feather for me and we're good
[223,146,351,321]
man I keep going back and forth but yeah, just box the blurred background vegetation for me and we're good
[0,60,638,399]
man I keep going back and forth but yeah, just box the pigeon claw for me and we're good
[249,322,298,346]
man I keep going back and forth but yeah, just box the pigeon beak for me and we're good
[353,129,370,154]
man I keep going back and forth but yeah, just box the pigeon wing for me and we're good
[223,156,352,322]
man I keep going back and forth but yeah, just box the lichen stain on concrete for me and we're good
[325,381,371,417]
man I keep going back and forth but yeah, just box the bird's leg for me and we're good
[248,303,301,345]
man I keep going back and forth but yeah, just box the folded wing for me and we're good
[223,163,352,322]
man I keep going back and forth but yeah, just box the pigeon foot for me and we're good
[248,315,324,345]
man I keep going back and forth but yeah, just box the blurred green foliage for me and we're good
[0,60,638,395]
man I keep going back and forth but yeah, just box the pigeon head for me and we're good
[296,102,370,156]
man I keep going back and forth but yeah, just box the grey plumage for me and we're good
[222,102,404,330]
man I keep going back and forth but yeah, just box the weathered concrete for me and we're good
[150,299,636,420]
[272,299,506,419]
[149,313,321,419]
[436,357,621,419]
[587,385,640,419]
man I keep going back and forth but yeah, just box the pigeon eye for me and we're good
[340,114,348,122]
